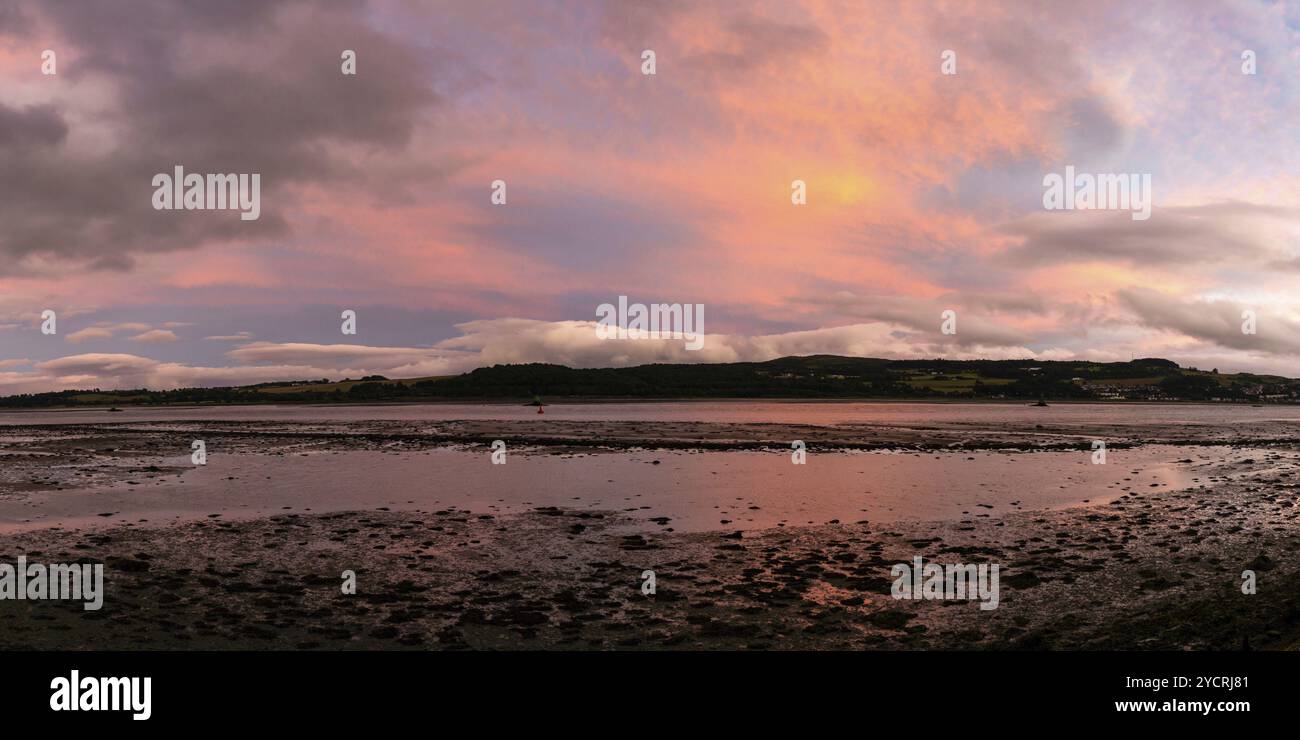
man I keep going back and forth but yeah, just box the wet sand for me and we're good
[2,416,1299,650]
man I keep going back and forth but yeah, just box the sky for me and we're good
[2,0,1300,394]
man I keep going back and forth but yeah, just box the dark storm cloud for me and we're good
[0,0,438,274]
[0,102,66,146]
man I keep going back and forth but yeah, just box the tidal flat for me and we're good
[1,408,1298,650]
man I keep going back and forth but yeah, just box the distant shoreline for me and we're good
[0,397,1296,414]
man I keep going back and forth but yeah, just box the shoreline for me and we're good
[2,397,1299,414]
[4,418,1300,460]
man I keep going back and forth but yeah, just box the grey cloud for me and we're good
[998,202,1300,269]
[1118,287,1300,355]
[0,0,439,274]
[38,353,158,378]
[803,292,1036,349]
[0,1,31,33]
[224,341,473,374]
[0,103,67,147]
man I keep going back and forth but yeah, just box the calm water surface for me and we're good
[0,402,1282,533]
[0,444,1234,533]
[4,400,1300,426]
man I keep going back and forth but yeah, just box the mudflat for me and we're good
[1,414,1298,650]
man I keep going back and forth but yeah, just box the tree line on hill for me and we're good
[0,356,1294,407]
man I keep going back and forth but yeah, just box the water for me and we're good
[0,443,1217,533]
[0,401,1282,533]
[3,399,1300,426]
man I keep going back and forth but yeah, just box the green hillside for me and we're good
[1,356,1296,407]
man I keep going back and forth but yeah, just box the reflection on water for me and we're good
[0,445,1214,533]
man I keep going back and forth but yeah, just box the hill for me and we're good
[1,356,1297,407]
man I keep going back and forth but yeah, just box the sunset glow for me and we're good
[3,0,1299,392]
